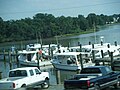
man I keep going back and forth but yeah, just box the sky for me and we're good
[0,0,120,21]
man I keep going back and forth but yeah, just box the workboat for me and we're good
[18,50,52,67]
[69,43,120,59]
[51,52,95,71]
[26,43,68,56]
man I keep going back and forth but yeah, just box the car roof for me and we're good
[9,67,38,71]
[83,66,107,69]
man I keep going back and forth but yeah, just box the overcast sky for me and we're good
[0,0,120,20]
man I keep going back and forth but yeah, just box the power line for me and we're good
[0,1,120,15]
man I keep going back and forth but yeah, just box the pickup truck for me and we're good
[64,66,120,90]
[0,67,49,90]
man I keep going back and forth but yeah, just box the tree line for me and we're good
[0,13,120,43]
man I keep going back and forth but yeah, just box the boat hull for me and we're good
[51,61,95,71]
[52,63,81,71]
[19,60,52,67]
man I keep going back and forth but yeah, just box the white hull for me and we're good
[52,63,81,71]
[19,60,52,67]
[51,52,95,71]
[52,61,95,71]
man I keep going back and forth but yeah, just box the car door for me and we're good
[34,69,44,82]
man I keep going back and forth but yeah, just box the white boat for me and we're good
[26,43,68,56]
[92,45,120,59]
[26,43,42,50]
[18,50,52,67]
[51,52,95,71]
[69,42,120,58]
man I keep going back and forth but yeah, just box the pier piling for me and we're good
[110,52,114,70]
[92,44,94,49]
[101,41,103,46]
[3,49,6,61]
[79,43,82,52]
[8,50,12,70]
[16,50,20,68]
[101,50,105,65]
[37,52,40,70]
[0,72,2,79]
[55,69,61,84]
[89,41,91,45]
[51,48,53,59]
[79,53,83,69]
[114,41,117,46]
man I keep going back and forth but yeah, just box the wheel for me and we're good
[94,84,100,90]
[41,79,49,89]
[21,84,26,87]
[113,82,120,89]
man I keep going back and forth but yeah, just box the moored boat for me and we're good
[18,50,52,67]
[51,52,95,71]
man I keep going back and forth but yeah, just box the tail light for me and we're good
[87,80,90,87]
[13,83,15,88]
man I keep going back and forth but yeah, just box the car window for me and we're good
[9,70,27,77]
[35,69,41,75]
[29,70,34,76]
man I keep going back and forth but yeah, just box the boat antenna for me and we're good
[36,31,39,43]
[39,32,42,45]
[55,36,59,45]
[93,22,97,44]
[100,36,104,43]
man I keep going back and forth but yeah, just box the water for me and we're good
[0,24,120,90]
[59,24,120,46]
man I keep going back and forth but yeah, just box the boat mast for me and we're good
[39,33,42,46]
[93,22,97,44]
[36,31,39,44]
[55,36,59,45]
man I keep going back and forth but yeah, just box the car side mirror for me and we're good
[39,72,41,74]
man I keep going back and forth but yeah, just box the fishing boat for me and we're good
[51,52,95,71]
[18,49,52,67]
[26,43,68,56]
[92,45,120,59]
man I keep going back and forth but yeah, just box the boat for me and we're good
[92,45,120,59]
[51,52,95,71]
[69,42,120,58]
[18,49,52,67]
[26,43,68,56]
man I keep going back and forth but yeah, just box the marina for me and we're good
[0,24,120,90]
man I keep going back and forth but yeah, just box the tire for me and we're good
[21,84,26,87]
[94,84,100,90]
[41,79,49,89]
[114,82,120,89]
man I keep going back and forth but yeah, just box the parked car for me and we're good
[64,66,120,90]
[0,67,49,90]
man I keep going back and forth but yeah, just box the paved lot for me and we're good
[19,84,120,90]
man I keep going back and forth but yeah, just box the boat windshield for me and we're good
[53,55,77,64]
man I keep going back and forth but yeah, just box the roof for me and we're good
[83,66,108,69]
[54,52,87,56]
[92,45,120,51]
[18,50,38,54]
[85,66,107,68]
